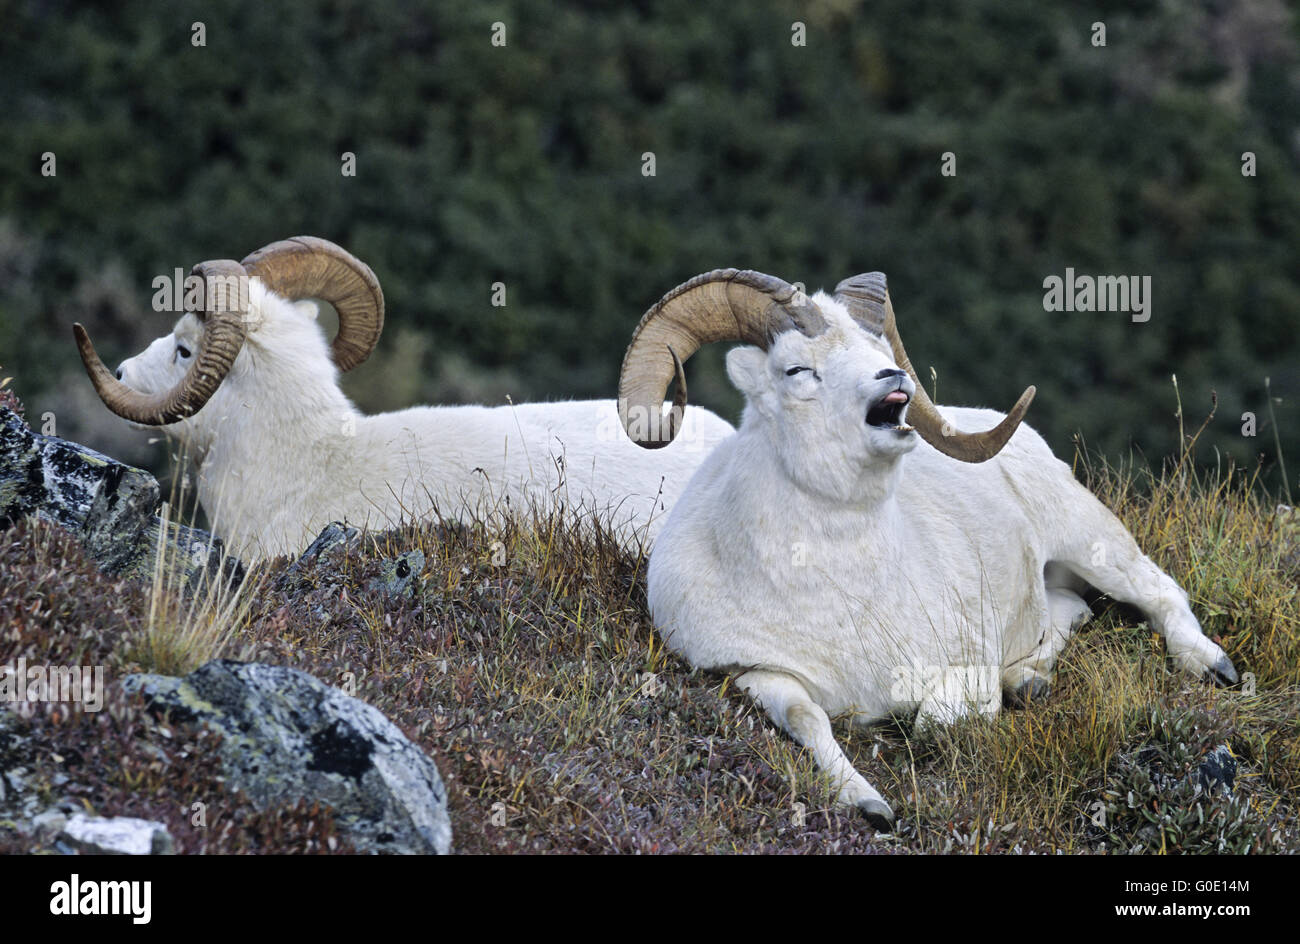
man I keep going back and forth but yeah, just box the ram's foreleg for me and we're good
[737,669,895,831]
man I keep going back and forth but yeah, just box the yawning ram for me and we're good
[619,269,1237,830]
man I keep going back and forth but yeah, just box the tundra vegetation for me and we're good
[1,379,1296,854]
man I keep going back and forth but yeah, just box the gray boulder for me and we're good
[0,404,239,587]
[277,521,361,592]
[60,813,175,855]
[293,520,362,568]
[369,549,425,602]
[123,660,451,855]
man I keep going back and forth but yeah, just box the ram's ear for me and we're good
[293,299,321,321]
[725,346,770,397]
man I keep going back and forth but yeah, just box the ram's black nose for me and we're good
[874,368,906,381]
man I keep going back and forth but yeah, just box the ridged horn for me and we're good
[74,259,250,426]
[619,269,826,448]
[837,272,1035,462]
[833,272,890,334]
[241,235,384,371]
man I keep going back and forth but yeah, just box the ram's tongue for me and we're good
[882,391,909,404]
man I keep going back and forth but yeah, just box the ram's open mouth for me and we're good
[867,390,913,432]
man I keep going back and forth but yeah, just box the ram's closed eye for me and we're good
[785,366,811,376]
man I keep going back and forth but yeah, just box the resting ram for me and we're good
[618,269,1239,830]
[73,237,733,561]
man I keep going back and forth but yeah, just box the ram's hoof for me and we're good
[1005,677,1050,708]
[1207,655,1239,688]
[857,798,895,832]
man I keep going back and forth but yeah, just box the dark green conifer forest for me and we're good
[2,0,1296,489]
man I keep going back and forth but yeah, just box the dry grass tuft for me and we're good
[123,498,260,677]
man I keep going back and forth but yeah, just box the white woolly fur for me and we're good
[645,292,1235,828]
[115,281,734,561]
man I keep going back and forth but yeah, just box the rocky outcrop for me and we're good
[0,404,239,588]
[59,812,175,855]
[123,660,451,855]
[369,548,425,602]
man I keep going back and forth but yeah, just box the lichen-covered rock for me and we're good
[296,521,362,566]
[123,660,451,854]
[0,711,47,825]
[60,812,174,855]
[0,404,240,588]
[278,520,360,589]
[369,549,425,602]
[0,403,117,533]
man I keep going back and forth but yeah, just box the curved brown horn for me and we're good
[853,276,1035,463]
[74,260,250,426]
[241,235,384,371]
[619,269,826,448]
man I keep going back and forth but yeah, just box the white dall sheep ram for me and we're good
[74,237,733,560]
[617,269,1238,830]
